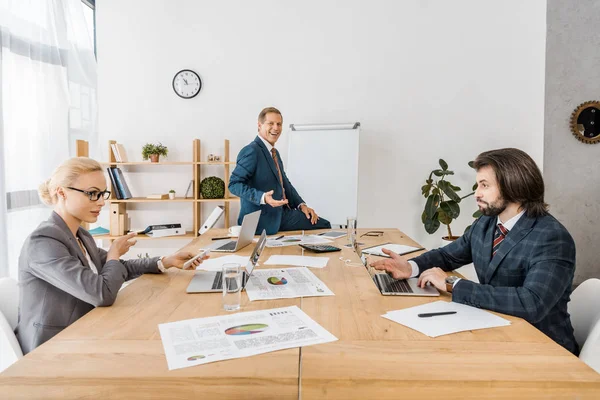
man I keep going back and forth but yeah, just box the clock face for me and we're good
[172,69,202,99]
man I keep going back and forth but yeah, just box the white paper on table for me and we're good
[382,300,511,338]
[245,267,334,301]
[265,234,332,248]
[265,255,329,268]
[196,255,250,271]
[361,243,424,257]
[158,305,337,370]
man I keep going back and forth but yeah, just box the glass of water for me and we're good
[347,216,357,246]
[222,263,242,311]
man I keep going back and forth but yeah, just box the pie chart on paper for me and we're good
[267,277,288,285]
[225,323,269,336]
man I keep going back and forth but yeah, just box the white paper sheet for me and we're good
[382,301,511,338]
[245,267,334,301]
[361,243,424,257]
[196,255,250,271]
[265,255,329,268]
[158,305,337,370]
[265,234,332,248]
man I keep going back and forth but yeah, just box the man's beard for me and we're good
[478,198,508,217]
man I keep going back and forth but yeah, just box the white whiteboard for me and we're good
[286,123,360,227]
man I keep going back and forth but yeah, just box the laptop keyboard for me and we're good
[210,271,247,290]
[216,241,237,251]
[377,274,414,293]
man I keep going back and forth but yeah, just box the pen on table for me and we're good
[211,236,230,241]
[273,235,284,240]
[417,311,457,318]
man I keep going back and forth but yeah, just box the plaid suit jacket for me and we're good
[412,213,578,354]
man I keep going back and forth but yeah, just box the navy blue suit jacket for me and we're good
[229,136,304,235]
[412,213,578,354]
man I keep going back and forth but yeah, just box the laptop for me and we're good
[186,230,267,293]
[210,210,261,252]
[353,240,439,297]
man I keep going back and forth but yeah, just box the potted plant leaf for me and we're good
[142,143,168,163]
[421,159,482,243]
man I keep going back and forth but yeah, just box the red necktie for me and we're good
[270,148,287,201]
[492,223,508,257]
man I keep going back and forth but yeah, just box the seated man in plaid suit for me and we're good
[371,148,578,354]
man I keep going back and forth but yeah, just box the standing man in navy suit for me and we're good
[229,107,331,235]
[371,148,578,354]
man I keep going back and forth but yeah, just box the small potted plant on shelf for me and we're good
[168,189,176,200]
[200,176,225,199]
[421,159,481,245]
[142,142,168,163]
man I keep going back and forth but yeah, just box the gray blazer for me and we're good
[15,212,161,354]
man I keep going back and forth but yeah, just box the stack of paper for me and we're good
[265,234,332,248]
[382,301,511,337]
[245,267,334,301]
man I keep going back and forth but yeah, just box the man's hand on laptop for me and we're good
[265,190,288,207]
[370,248,412,279]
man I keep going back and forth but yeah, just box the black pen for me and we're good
[273,235,284,240]
[211,236,230,241]
[417,311,457,318]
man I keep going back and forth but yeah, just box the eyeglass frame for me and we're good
[66,187,111,201]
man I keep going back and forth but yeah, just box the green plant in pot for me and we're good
[200,176,225,199]
[142,143,168,162]
[421,159,482,241]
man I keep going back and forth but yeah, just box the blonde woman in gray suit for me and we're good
[15,157,208,354]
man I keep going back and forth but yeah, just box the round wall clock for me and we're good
[570,101,600,144]
[172,69,202,99]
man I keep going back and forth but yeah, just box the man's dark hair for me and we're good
[473,148,548,218]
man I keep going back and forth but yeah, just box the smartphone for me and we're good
[183,249,210,270]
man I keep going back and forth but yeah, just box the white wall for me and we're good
[96,0,547,253]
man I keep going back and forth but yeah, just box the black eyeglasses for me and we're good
[67,187,111,201]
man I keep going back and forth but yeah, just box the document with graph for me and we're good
[244,267,334,301]
[158,306,337,370]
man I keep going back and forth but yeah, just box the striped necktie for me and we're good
[492,223,508,257]
[270,148,287,201]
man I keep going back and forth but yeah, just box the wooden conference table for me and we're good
[1,229,599,399]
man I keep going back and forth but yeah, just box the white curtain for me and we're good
[0,0,97,278]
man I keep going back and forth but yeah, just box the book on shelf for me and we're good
[87,226,110,236]
[184,179,193,198]
[116,144,128,162]
[106,168,123,199]
[147,193,168,199]
[112,167,132,199]
[110,144,122,162]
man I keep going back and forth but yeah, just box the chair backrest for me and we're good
[579,317,600,374]
[0,309,23,372]
[0,277,19,330]
[569,278,600,349]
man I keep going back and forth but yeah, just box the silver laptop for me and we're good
[187,230,267,293]
[354,240,439,297]
[210,210,261,253]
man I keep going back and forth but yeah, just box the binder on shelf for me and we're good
[184,180,193,198]
[146,227,186,238]
[134,223,182,235]
[112,167,132,199]
[116,144,128,162]
[110,203,126,236]
[110,144,122,162]
[106,168,123,199]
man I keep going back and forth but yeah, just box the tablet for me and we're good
[318,231,347,239]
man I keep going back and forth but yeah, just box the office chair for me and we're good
[0,277,22,372]
[568,278,600,373]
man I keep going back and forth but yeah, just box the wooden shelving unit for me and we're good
[93,139,237,240]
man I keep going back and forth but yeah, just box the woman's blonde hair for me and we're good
[38,157,103,206]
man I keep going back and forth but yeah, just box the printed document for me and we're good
[361,243,424,257]
[245,267,334,301]
[382,300,511,337]
[265,234,332,248]
[159,305,337,370]
[265,255,329,268]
